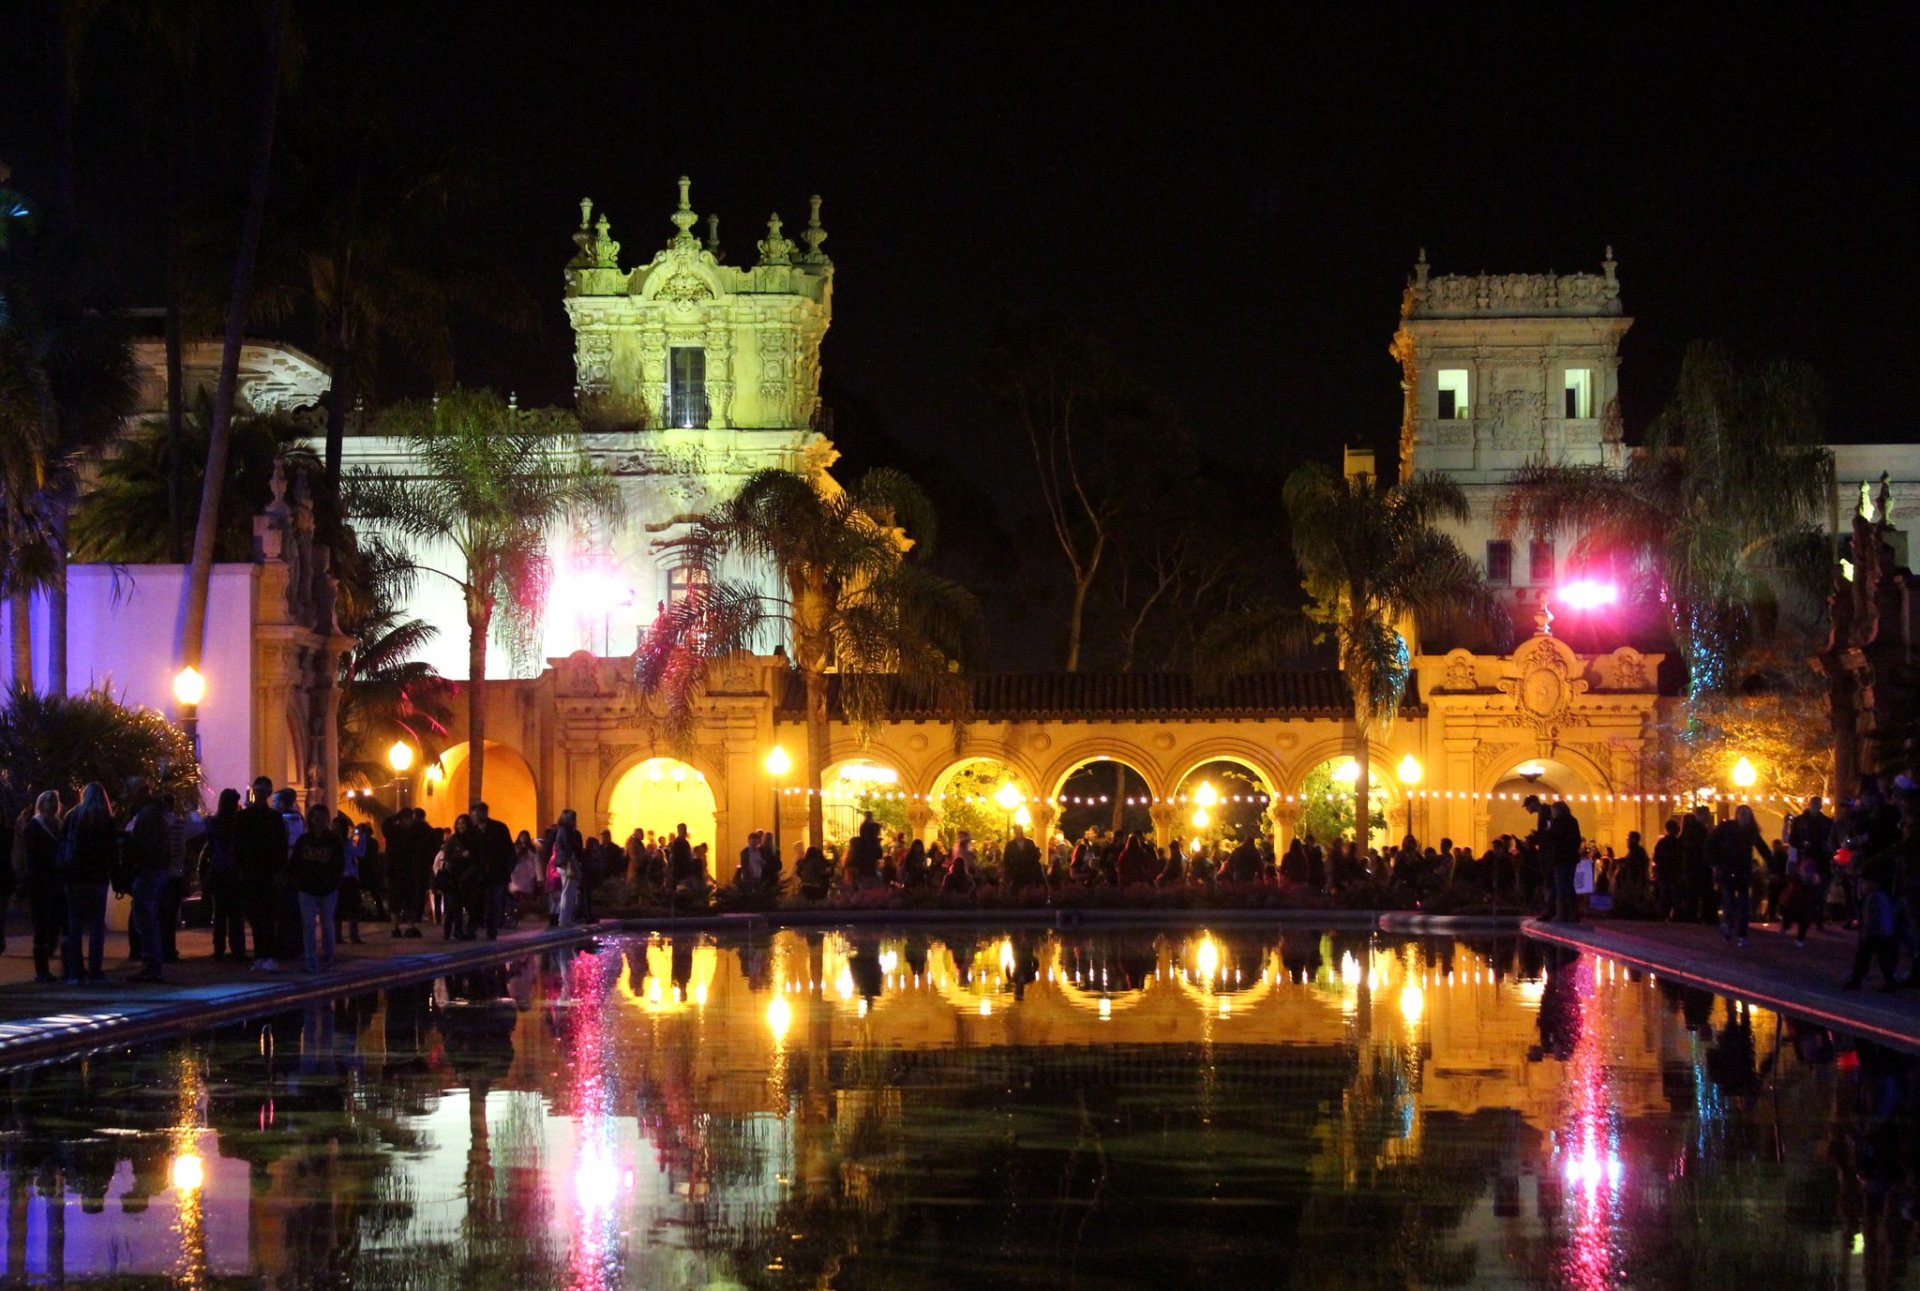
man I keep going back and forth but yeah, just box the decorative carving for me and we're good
[598,742,642,781]
[757,212,795,266]
[661,270,712,303]
[907,733,929,753]
[574,330,612,397]
[1152,732,1176,751]
[1606,647,1650,690]
[1498,636,1590,744]
[798,194,829,264]
[1028,732,1053,752]
[1441,649,1478,691]
[1405,254,1621,320]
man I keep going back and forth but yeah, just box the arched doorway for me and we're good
[1295,756,1397,848]
[1486,757,1592,843]
[1053,756,1153,843]
[927,757,1036,847]
[605,757,719,859]
[821,757,909,845]
[422,741,539,837]
[1172,758,1276,848]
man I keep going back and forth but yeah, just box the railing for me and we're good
[666,389,709,429]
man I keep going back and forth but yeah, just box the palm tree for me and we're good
[70,395,319,563]
[1200,462,1507,842]
[181,0,291,687]
[345,388,617,801]
[335,536,452,797]
[1501,341,1831,699]
[636,467,979,846]
[0,196,139,691]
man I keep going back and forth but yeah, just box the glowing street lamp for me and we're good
[1731,756,1758,792]
[995,780,1023,837]
[387,741,416,810]
[765,745,791,857]
[172,665,206,758]
[1332,759,1361,785]
[1397,754,1422,840]
[1556,579,1619,610]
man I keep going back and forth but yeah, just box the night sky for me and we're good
[2,5,1915,660]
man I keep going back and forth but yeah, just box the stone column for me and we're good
[1149,803,1175,847]
[1027,802,1058,850]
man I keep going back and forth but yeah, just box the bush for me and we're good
[0,687,203,821]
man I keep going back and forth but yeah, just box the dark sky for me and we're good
[6,5,1915,474]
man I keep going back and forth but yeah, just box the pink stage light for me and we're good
[1557,579,1618,610]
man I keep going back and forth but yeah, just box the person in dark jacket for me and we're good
[235,777,290,972]
[382,807,422,938]
[1708,804,1771,946]
[290,803,345,972]
[1531,797,1583,923]
[471,801,515,940]
[202,788,247,961]
[20,791,65,982]
[1002,826,1046,891]
[1680,807,1714,923]
[123,779,171,982]
[61,782,118,984]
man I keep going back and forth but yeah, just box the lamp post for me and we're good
[1731,756,1757,795]
[388,740,415,812]
[995,780,1022,839]
[766,745,791,859]
[1397,754,1423,841]
[172,666,206,759]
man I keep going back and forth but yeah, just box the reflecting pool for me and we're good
[0,927,1908,1288]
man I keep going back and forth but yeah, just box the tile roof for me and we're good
[775,671,1402,722]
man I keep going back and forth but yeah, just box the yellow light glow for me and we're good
[672,765,687,783]
[172,666,206,708]
[1191,807,1211,830]
[1397,754,1423,786]
[978,998,992,1018]
[879,950,899,975]
[1194,780,1219,808]
[171,1152,204,1194]
[424,762,445,784]
[1514,762,1545,780]
[1399,984,1425,1023]
[1332,759,1361,785]
[1197,935,1220,979]
[765,745,791,777]
[857,997,869,1018]
[766,994,791,1041]
[994,781,1023,812]
[1731,756,1758,789]
[1098,997,1112,1020]
[387,741,415,774]
[1013,804,1032,828]
[647,764,663,782]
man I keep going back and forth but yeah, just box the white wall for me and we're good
[0,565,259,808]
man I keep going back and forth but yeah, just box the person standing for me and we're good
[61,783,117,984]
[1540,799,1583,923]
[1788,796,1835,932]
[20,791,65,982]
[338,819,369,946]
[290,803,344,972]
[1708,804,1770,947]
[124,781,171,983]
[552,809,585,927]
[471,802,515,940]
[382,806,420,939]
[203,789,248,962]
[235,777,289,973]
[156,792,191,964]
[1003,825,1045,891]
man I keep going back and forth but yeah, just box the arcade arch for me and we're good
[420,740,539,836]
[1053,754,1154,843]
[1171,756,1277,844]
[1293,753,1405,848]
[925,756,1037,846]
[604,757,719,858]
[821,755,911,844]
[1484,755,1598,842]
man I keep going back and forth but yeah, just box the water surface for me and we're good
[0,927,1905,1288]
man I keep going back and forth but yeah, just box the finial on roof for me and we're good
[669,176,699,249]
[800,194,829,264]
[757,211,795,266]
[1413,247,1430,289]
[1603,244,1617,278]
[705,212,721,254]
[579,197,593,229]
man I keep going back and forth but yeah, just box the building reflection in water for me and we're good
[0,926,1911,1286]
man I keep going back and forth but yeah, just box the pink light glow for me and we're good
[1557,579,1619,610]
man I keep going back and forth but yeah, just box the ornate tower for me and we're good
[1391,249,1630,483]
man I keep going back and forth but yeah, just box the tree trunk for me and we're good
[48,499,67,692]
[1110,762,1125,835]
[467,606,488,806]
[1352,720,1372,863]
[324,372,350,484]
[1064,572,1092,672]
[803,665,829,847]
[180,0,288,673]
[9,589,31,692]
[165,178,186,563]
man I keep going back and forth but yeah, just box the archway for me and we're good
[605,757,719,860]
[927,757,1036,847]
[1053,756,1153,843]
[821,757,910,845]
[1295,755,1399,848]
[1485,756,1594,843]
[421,741,539,837]
[1172,758,1276,847]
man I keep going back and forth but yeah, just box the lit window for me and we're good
[667,347,708,428]
[1485,540,1512,585]
[1528,540,1554,586]
[1563,368,1594,419]
[667,565,708,605]
[1436,369,1470,420]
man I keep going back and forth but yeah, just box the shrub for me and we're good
[0,686,203,821]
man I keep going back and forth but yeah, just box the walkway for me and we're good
[1526,915,1920,1051]
[0,909,594,1069]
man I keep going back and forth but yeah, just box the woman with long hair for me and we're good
[203,788,247,962]
[21,790,65,982]
[61,783,117,984]
[290,802,345,972]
